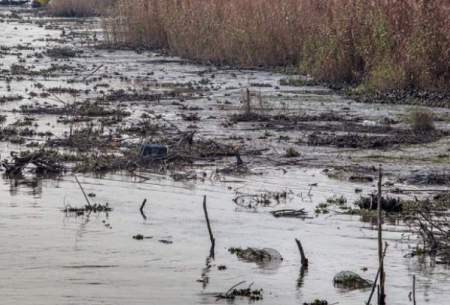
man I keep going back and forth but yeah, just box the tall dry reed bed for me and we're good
[103,0,449,91]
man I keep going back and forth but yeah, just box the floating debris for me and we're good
[133,234,152,240]
[271,209,309,218]
[233,191,288,209]
[63,203,112,216]
[229,247,283,263]
[303,300,329,305]
[216,281,263,301]
[2,151,65,176]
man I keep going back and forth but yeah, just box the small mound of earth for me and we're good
[402,172,450,186]
[307,130,444,149]
[333,271,372,289]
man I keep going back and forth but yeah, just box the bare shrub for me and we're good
[409,108,435,133]
[285,147,301,158]
[103,0,450,91]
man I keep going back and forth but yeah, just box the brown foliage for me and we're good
[103,0,450,91]
[409,108,435,133]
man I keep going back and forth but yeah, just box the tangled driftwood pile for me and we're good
[2,151,65,176]
[404,193,450,264]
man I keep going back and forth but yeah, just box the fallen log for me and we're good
[270,209,310,218]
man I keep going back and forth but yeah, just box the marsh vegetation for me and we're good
[0,2,448,305]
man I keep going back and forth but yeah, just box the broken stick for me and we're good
[295,238,309,268]
[140,199,147,220]
[367,242,389,305]
[74,175,91,208]
[203,195,215,257]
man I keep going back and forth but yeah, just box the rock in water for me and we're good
[333,271,372,289]
[229,247,283,262]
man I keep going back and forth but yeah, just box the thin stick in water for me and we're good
[295,238,309,268]
[367,242,389,305]
[203,195,215,257]
[74,175,91,208]
[140,199,147,220]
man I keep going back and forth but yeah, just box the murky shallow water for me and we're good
[0,5,449,305]
[1,169,449,305]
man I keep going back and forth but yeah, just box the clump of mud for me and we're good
[228,247,283,263]
[333,271,372,289]
[307,130,445,149]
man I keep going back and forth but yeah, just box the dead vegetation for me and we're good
[216,281,263,301]
[232,191,288,209]
[104,0,450,92]
[2,150,66,176]
[285,147,301,158]
[355,194,402,213]
[402,172,450,186]
[404,193,450,264]
[307,130,446,149]
[303,300,328,305]
[63,202,112,216]
[409,108,435,133]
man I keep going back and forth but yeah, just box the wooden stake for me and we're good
[295,238,309,268]
[74,175,91,208]
[377,165,386,305]
[203,195,215,257]
[413,275,416,305]
[367,242,388,305]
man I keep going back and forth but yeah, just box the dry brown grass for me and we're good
[103,0,449,91]
[48,0,113,17]
[409,108,435,133]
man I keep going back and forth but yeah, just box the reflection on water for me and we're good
[1,168,448,305]
[3,173,65,197]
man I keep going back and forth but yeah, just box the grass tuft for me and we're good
[409,108,435,133]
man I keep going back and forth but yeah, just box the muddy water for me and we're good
[0,6,449,305]
[1,170,449,305]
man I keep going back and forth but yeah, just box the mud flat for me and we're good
[0,6,449,305]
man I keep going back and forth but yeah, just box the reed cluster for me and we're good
[102,0,449,91]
